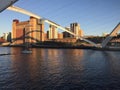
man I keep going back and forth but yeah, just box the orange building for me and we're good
[49,25,58,39]
[0,37,5,43]
[12,17,44,45]
[52,38,77,43]
[58,33,63,39]
[78,29,84,37]
[44,33,48,41]
[45,31,63,40]
[70,23,84,39]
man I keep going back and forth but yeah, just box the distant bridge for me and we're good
[101,23,120,47]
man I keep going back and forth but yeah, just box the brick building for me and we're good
[12,17,44,44]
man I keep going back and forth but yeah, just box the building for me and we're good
[63,23,84,39]
[45,30,63,40]
[102,32,109,37]
[58,33,63,39]
[52,38,77,43]
[12,17,44,44]
[79,29,84,37]
[3,32,11,42]
[70,23,84,39]
[48,25,58,39]
[0,37,5,43]
[44,32,48,41]
[63,27,71,38]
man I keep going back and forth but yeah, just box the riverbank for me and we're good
[32,44,95,49]
[92,47,120,51]
[32,45,120,51]
[1,42,120,51]
[0,41,94,49]
[1,44,120,51]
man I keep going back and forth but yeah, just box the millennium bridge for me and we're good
[0,0,120,48]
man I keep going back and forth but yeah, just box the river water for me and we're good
[0,47,120,89]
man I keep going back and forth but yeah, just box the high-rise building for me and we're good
[70,23,84,39]
[48,25,58,39]
[63,23,84,39]
[12,17,44,44]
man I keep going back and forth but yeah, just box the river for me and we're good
[0,47,120,89]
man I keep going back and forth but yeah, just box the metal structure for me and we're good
[7,5,98,47]
[101,23,120,47]
[0,0,18,13]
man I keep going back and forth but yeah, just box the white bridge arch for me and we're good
[0,0,120,48]
[101,23,120,47]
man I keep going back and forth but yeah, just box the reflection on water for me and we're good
[0,47,120,89]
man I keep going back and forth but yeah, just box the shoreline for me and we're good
[1,44,120,51]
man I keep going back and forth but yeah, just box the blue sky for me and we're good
[0,0,120,36]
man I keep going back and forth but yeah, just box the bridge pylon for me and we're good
[101,23,120,48]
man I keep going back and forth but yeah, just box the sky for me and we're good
[0,0,120,36]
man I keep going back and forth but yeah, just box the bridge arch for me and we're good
[101,23,120,47]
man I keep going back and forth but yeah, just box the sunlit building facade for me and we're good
[3,32,11,42]
[63,27,71,38]
[48,25,58,39]
[58,33,63,39]
[63,23,84,39]
[70,23,84,39]
[12,17,44,44]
